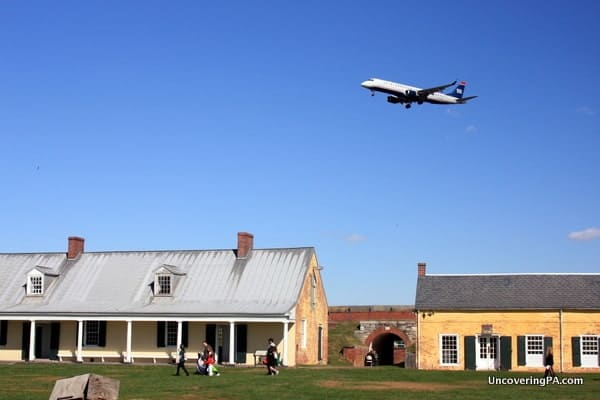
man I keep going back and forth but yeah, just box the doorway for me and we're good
[476,335,500,370]
[372,333,405,366]
[21,322,60,360]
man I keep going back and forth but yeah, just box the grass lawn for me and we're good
[0,363,598,400]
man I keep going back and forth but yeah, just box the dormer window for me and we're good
[27,271,44,296]
[153,264,185,298]
[156,274,172,296]
[25,266,59,297]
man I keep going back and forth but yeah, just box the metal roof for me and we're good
[0,247,316,318]
[415,274,600,310]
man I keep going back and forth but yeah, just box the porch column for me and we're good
[214,327,219,363]
[229,321,235,364]
[76,320,83,362]
[176,321,183,362]
[28,320,36,361]
[126,320,132,363]
[282,321,289,366]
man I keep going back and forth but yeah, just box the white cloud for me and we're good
[568,227,600,241]
[465,124,478,133]
[576,106,596,116]
[344,233,367,243]
[445,108,459,117]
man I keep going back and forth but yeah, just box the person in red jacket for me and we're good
[202,340,216,376]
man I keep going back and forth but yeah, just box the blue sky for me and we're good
[1,1,599,305]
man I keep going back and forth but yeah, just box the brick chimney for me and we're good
[67,236,85,259]
[237,232,254,258]
[418,262,427,276]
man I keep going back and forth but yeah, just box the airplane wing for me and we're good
[417,81,457,97]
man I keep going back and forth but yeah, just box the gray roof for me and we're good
[415,274,600,310]
[0,247,316,318]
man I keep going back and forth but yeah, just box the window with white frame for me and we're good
[478,336,498,360]
[526,335,544,366]
[27,273,44,295]
[581,335,599,367]
[155,274,172,296]
[166,321,178,346]
[301,319,307,349]
[29,275,44,294]
[84,321,100,346]
[440,334,459,365]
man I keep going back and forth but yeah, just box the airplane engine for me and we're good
[387,96,401,104]
[405,89,418,98]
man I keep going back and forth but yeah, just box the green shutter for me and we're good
[0,320,7,346]
[235,324,248,363]
[50,322,60,360]
[182,322,189,347]
[544,336,553,353]
[572,336,581,367]
[500,336,512,371]
[98,321,107,347]
[22,322,31,360]
[517,336,526,366]
[206,324,216,348]
[157,321,165,348]
[464,336,476,370]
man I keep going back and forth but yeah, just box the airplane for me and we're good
[361,78,477,109]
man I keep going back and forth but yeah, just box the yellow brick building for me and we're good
[415,263,600,372]
[0,233,328,366]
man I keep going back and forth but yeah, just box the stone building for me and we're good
[415,263,600,372]
[329,305,416,366]
[0,233,328,366]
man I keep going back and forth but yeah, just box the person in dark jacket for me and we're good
[543,346,555,378]
[175,344,189,376]
[266,338,280,375]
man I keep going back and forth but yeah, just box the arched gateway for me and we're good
[365,326,411,366]
[329,305,416,367]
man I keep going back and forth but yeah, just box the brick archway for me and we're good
[365,326,411,347]
[364,326,411,366]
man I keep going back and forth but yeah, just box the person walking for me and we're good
[544,346,555,378]
[266,338,280,375]
[202,340,216,376]
[175,344,189,376]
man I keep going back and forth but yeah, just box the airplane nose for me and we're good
[361,80,371,88]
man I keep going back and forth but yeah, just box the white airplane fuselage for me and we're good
[361,78,474,107]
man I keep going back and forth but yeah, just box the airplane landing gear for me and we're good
[371,91,374,97]
[405,104,412,109]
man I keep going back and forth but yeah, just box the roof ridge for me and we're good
[0,247,315,255]
[426,273,600,276]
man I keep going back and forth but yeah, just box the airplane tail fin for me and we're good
[448,81,468,99]
[457,95,478,103]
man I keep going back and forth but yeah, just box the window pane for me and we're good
[157,275,171,295]
[85,321,99,346]
[582,336,599,355]
[526,336,543,355]
[166,322,178,346]
[441,335,458,364]
[30,276,43,294]
[489,338,497,359]
[479,337,488,359]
